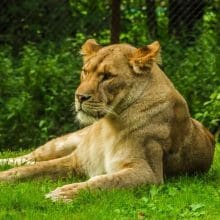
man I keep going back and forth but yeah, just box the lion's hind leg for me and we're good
[0,126,90,167]
[0,153,77,182]
[0,134,74,167]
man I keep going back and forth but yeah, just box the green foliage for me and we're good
[120,4,148,45]
[0,5,219,150]
[195,89,220,129]
[0,39,83,150]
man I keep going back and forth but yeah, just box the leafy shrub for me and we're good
[195,90,220,131]
[0,39,82,150]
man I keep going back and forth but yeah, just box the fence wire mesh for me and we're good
[0,1,216,48]
[0,0,218,149]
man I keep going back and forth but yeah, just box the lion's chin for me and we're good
[76,111,100,126]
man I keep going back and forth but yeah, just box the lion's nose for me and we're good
[76,93,92,103]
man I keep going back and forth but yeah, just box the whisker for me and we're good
[105,107,118,117]
[87,100,103,104]
[82,103,105,110]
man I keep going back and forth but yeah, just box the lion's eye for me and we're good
[101,72,114,81]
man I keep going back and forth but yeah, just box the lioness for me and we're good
[0,40,215,202]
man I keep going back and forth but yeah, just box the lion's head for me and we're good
[75,39,161,125]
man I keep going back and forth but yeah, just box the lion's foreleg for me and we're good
[88,159,162,187]
[46,160,160,202]
[0,153,77,182]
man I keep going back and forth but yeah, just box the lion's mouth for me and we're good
[75,98,114,122]
[77,107,106,119]
[81,110,104,119]
[76,108,105,125]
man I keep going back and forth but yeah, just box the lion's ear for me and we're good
[129,41,162,74]
[80,39,101,61]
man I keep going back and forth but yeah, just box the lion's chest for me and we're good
[75,120,117,177]
[81,140,106,177]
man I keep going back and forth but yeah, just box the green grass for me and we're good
[0,144,219,220]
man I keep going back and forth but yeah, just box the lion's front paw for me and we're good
[45,182,88,202]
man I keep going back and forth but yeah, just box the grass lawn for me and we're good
[0,144,219,220]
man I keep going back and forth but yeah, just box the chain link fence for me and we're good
[0,0,219,150]
[0,1,217,48]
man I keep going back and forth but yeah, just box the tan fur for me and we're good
[0,40,215,202]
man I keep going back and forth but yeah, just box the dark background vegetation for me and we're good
[0,0,219,150]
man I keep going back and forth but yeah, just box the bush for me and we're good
[0,39,83,150]
[195,90,220,131]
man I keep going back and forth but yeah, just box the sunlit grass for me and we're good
[0,144,219,220]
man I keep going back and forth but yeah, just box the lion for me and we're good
[0,39,215,202]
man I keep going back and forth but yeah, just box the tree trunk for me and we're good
[146,0,157,39]
[111,0,121,43]
[168,0,205,42]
